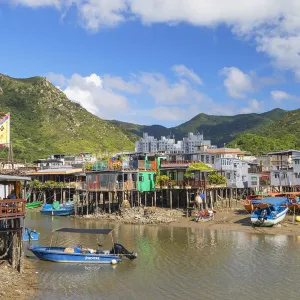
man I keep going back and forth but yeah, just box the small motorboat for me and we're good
[29,228,137,264]
[194,209,215,222]
[40,201,74,216]
[244,194,300,213]
[251,197,289,227]
[23,228,40,241]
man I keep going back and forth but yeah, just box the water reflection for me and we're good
[25,211,300,300]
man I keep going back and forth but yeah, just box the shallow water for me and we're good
[25,211,300,300]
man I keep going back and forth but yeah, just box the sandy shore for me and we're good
[76,203,300,236]
[170,208,300,236]
[0,258,37,300]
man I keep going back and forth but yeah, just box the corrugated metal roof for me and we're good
[268,149,300,155]
[27,168,82,175]
[0,175,31,181]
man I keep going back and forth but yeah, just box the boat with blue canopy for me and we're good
[29,228,137,264]
[40,201,74,216]
[250,197,289,227]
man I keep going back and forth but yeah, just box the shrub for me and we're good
[208,171,227,185]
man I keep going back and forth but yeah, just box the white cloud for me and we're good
[270,90,299,103]
[78,0,128,30]
[139,71,208,105]
[102,75,141,93]
[172,65,203,85]
[46,68,274,125]
[47,72,66,87]
[48,73,129,119]
[239,99,263,114]
[12,0,300,79]
[220,67,254,98]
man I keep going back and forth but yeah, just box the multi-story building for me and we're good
[268,150,300,170]
[269,150,300,187]
[214,157,251,188]
[182,132,211,154]
[135,133,158,153]
[135,132,211,154]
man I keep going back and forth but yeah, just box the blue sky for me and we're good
[1,1,300,127]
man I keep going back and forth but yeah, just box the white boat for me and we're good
[251,197,289,227]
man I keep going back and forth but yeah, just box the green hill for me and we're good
[109,108,286,147]
[228,109,300,154]
[0,74,135,161]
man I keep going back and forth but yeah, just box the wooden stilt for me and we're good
[108,192,111,214]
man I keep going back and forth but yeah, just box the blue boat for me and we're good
[40,201,74,216]
[29,228,137,264]
[251,197,289,227]
[23,228,40,241]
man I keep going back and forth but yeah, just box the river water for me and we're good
[25,211,300,300]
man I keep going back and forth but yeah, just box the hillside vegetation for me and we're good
[110,108,286,148]
[0,74,135,161]
[229,110,300,154]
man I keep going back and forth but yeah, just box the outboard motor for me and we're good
[257,209,267,225]
[110,243,138,260]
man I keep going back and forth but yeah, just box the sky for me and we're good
[0,1,300,127]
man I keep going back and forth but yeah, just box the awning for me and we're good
[0,175,31,182]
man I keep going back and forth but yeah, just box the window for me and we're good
[295,173,300,179]
[201,155,204,162]
[274,173,279,179]
[212,156,215,164]
[233,163,237,168]
[206,156,210,164]
[234,171,236,179]
[226,173,231,179]
[169,172,176,180]
[139,174,144,182]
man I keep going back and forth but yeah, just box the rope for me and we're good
[0,238,14,260]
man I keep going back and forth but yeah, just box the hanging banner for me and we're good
[0,112,10,146]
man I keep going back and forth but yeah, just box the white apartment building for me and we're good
[135,132,209,154]
[183,132,211,154]
[135,133,158,153]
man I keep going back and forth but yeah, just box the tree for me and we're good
[208,171,226,185]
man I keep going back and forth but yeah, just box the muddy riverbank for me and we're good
[0,258,37,299]
[75,204,300,236]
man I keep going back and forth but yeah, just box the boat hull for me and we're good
[26,201,43,209]
[251,207,288,227]
[29,247,120,264]
[40,208,74,216]
[23,228,40,241]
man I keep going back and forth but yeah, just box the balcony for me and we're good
[90,160,157,171]
[159,180,205,189]
[161,160,191,168]
[86,181,136,191]
[0,199,26,218]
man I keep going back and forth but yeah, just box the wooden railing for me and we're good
[161,160,192,165]
[0,199,26,218]
[160,180,206,188]
[86,181,137,191]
